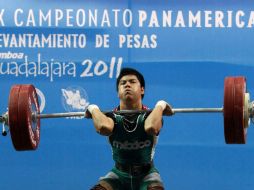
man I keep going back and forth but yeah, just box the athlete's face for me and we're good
[118,75,144,102]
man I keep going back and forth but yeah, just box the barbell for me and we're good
[0,76,254,151]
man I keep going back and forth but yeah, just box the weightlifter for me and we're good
[85,68,173,190]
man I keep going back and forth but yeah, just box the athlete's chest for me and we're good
[110,113,152,142]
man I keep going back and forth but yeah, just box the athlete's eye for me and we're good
[120,81,126,85]
[130,79,137,83]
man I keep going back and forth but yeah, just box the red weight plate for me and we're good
[9,85,40,150]
[224,77,234,143]
[18,85,40,150]
[234,77,247,143]
[224,77,246,144]
[8,85,22,150]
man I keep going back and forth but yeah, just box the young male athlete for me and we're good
[86,68,173,190]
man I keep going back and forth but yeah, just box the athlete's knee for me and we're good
[90,184,107,190]
[147,182,164,190]
[90,181,113,190]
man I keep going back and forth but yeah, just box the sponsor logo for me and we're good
[61,86,89,119]
[113,140,151,150]
[0,51,24,59]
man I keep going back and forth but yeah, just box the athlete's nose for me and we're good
[124,81,131,88]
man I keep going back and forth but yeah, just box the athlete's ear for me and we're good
[141,86,144,95]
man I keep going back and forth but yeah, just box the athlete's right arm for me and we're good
[85,104,114,136]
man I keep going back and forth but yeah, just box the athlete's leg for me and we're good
[140,171,164,190]
[90,180,114,190]
[146,182,164,190]
[90,171,122,190]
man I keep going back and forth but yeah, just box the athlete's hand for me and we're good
[155,100,174,116]
[85,104,100,118]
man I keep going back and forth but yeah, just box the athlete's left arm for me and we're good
[144,100,173,135]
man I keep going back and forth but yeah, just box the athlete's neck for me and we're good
[120,100,142,110]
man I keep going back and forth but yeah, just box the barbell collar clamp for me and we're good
[2,124,8,136]
[0,112,8,125]
[250,101,254,118]
[1,112,9,136]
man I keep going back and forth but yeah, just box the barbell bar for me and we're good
[0,76,254,151]
[36,108,224,119]
[0,108,224,122]
[0,107,225,124]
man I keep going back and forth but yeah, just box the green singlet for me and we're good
[97,111,164,190]
[109,113,157,165]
